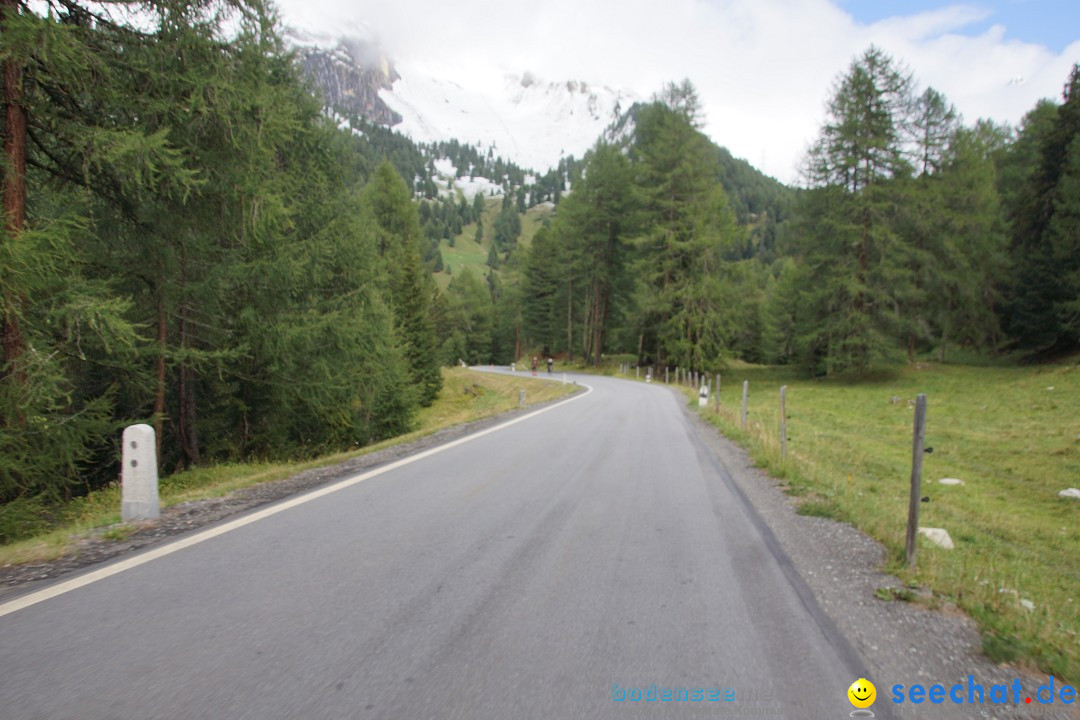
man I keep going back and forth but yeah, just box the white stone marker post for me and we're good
[122,424,159,522]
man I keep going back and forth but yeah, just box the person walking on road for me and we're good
[531,357,538,376]
[546,357,553,374]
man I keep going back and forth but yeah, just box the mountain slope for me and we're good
[383,69,637,173]
[290,33,636,173]
[294,36,402,127]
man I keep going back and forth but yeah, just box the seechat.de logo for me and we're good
[848,678,877,717]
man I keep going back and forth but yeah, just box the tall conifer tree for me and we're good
[798,46,915,374]
[363,161,442,405]
[1008,65,1080,355]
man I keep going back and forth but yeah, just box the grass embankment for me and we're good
[0,368,577,568]
[434,198,556,290]
[643,360,1079,682]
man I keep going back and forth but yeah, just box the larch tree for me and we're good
[363,161,442,406]
[553,143,633,366]
[1008,64,1080,356]
[798,46,916,374]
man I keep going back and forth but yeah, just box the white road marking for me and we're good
[0,382,593,618]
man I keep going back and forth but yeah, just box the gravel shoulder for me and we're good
[681,398,1078,720]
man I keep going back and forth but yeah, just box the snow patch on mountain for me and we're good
[424,158,504,200]
[452,175,504,200]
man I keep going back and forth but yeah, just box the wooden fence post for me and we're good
[741,381,749,429]
[779,385,787,458]
[905,394,928,567]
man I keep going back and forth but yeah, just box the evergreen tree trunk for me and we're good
[565,271,573,362]
[586,279,595,362]
[176,248,198,468]
[591,289,608,367]
[2,0,27,391]
[177,311,199,468]
[154,293,167,466]
[858,212,870,371]
[588,228,617,367]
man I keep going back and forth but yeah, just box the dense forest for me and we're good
[0,0,443,537]
[1,0,1077,539]
[495,53,1080,376]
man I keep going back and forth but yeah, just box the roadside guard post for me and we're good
[645,370,652,383]
[122,424,159,522]
[698,384,709,408]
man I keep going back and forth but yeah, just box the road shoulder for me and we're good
[680,399,1074,720]
[0,391,581,599]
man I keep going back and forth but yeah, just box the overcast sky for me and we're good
[272,0,1080,184]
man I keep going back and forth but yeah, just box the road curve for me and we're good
[0,370,873,719]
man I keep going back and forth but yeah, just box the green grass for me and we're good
[875,586,918,602]
[437,235,489,289]
[627,359,1080,682]
[795,498,847,521]
[0,368,578,568]
[518,202,556,249]
[434,199,556,290]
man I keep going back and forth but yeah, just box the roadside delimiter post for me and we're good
[122,424,159,522]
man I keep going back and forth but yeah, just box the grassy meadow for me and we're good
[0,368,578,568]
[434,197,555,290]
[645,359,1080,682]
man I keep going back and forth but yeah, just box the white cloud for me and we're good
[272,0,1079,184]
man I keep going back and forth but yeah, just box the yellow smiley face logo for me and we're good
[848,678,876,708]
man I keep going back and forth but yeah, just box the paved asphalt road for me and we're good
[0,371,874,719]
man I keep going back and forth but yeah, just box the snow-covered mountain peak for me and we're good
[379,63,638,172]
[502,73,630,122]
[289,32,639,173]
